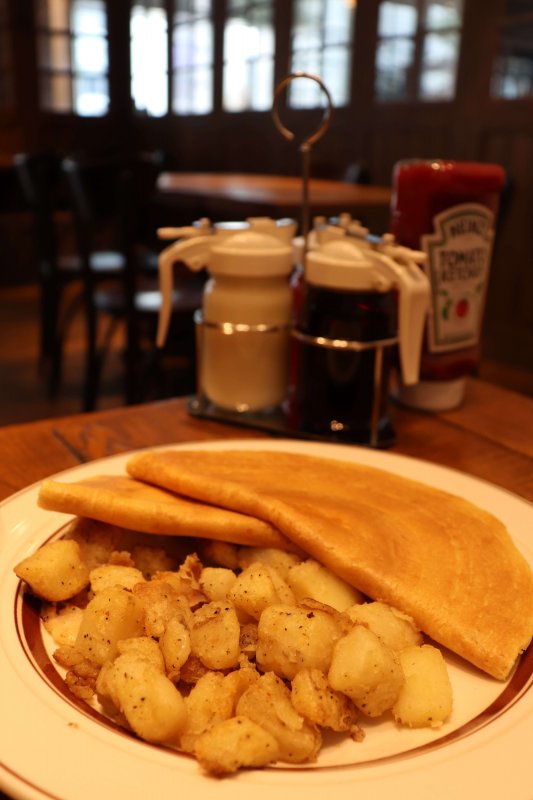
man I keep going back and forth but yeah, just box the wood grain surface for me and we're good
[0,377,531,503]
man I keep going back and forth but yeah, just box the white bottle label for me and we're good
[421,203,495,353]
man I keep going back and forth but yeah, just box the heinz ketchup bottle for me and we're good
[390,159,505,410]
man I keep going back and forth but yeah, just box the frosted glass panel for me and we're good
[375,37,415,99]
[37,0,110,116]
[289,0,356,108]
[425,0,463,30]
[172,0,213,115]
[131,4,168,116]
[74,74,109,116]
[222,2,274,113]
[378,1,417,36]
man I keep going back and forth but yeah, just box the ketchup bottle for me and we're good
[390,159,505,410]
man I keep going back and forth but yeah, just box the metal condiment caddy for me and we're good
[155,73,431,447]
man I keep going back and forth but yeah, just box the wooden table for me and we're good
[156,172,392,230]
[0,377,531,503]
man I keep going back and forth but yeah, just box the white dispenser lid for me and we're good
[306,239,394,292]
[209,230,293,276]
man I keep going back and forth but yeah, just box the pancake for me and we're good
[37,474,292,549]
[127,448,533,680]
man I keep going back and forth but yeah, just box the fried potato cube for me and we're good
[153,553,205,606]
[199,567,237,601]
[117,636,166,672]
[106,652,187,744]
[227,563,294,620]
[236,672,321,764]
[189,601,241,670]
[65,519,125,570]
[160,616,191,680]
[42,603,84,646]
[328,624,404,717]
[392,645,453,728]
[75,585,144,665]
[291,668,359,732]
[256,603,343,680]
[130,545,175,578]
[200,540,240,570]
[288,559,364,611]
[89,564,145,593]
[345,601,422,652]
[180,671,235,752]
[237,547,302,581]
[194,716,280,775]
[14,539,90,602]
[221,664,259,702]
[133,580,189,638]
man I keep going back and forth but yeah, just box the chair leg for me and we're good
[39,278,61,397]
[82,298,100,412]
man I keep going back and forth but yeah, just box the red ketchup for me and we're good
[390,159,505,410]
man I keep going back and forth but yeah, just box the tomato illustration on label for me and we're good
[455,298,469,318]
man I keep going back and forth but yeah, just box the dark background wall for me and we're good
[0,0,531,373]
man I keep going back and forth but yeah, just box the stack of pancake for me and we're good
[38,448,533,681]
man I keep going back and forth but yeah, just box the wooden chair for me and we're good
[62,152,204,410]
[13,151,125,399]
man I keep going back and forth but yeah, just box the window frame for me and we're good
[374,0,464,105]
[34,0,111,118]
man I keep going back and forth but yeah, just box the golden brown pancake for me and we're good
[37,474,292,549]
[127,448,533,680]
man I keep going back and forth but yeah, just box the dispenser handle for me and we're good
[378,252,430,385]
[156,236,211,348]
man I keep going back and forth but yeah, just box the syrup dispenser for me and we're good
[157,217,296,413]
[290,224,430,447]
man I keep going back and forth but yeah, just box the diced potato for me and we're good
[160,616,191,680]
[239,622,258,659]
[153,554,205,606]
[199,567,237,601]
[189,601,241,670]
[117,636,165,672]
[227,563,294,620]
[236,672,321,764]
[200,540,240,570]
[133,580,189,638]
[14,539,90,602]
[392,645,453,728]
[256,603,343,680]
[221,664,259,704]
[291,668,359,732]
[42,602,84,646]
[89,564,145,593]
[345,601,422,652]
[328,625,404,717]
[75,585,144,665]
[288,559,363,611]
[194,716,280,775]
[65,519,125,570]
[130,545,175,577]
[180,671,235,752]
[237,547,302,581]
[107,652,187,744]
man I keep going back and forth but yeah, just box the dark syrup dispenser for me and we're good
[290,226,430,447]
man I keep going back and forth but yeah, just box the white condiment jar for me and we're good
[157,218,295,412]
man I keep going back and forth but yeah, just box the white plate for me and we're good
[0,439,531,800]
